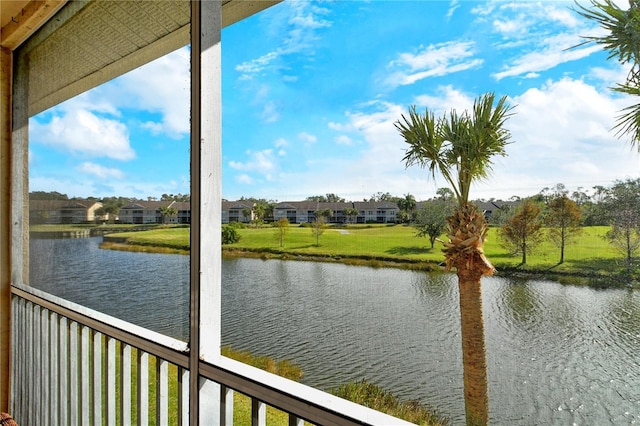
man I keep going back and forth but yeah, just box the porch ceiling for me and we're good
[2,0,280,117]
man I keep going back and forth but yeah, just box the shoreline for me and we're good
[99,241,639,289]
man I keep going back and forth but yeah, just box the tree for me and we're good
[311,215,327,246]
[367,192,393,202]
[545,194,582,264]
[603,178,640,269]
[574,0,640,150]
[252,202,267,228]
[325,193,345,203]
[159,206,177,224]
[242,207,252,223]
[436,187,455,201]
[274,218,289,248]
[314,208,333,223]
[398,194,418,217]
[344,207,359,224]
[413,199,454,248]
[396,92,514,426]
[499,200,543,265]
[29,191,68,200]
[487,202,512,227]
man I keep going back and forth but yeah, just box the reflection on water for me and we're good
[30,237,640,425]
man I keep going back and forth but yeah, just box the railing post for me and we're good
[178,367,189,426]
[40,307,50,425]
[251,398,266,426]
[92,330,103,425]
[106,336,116,425]
[59,316,69,425]
[120,343,132,425]
[80,325,90,425]
[156,357,169,426]
[49,311,59,425]
[220,385,234,425]
[137,350,149,426]
[69,321,79,425]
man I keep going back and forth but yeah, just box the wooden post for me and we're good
[190,1,222,424]
[0,45,12,413]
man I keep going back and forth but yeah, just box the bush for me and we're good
[221,225,241,244]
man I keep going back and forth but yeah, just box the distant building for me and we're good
[273,201,399,224]
[29,198,402,225]
[221,201,254,224]
[29,199,103,224]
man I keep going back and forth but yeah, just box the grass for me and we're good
[331,380,448,426]
[96,223,638,285]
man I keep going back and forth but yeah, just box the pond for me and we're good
[30,237,640,425]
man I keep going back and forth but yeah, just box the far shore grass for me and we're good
[76,223,640,286]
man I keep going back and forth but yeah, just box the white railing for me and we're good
[10,284,414,425]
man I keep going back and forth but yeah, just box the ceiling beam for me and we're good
[0,0,67,50]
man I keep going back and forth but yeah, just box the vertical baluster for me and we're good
[40,307,50,425]
[137,350,149,426]
[289,415,304,426]
[30,303,39,426]
[251,398,266,426]
[93,331,103,425]
[220,385,234,426]
[120,343,132,425]
[69,321,79,425]
[80,325,90,424]
[49,312,59,425]
[106,336,117,426]
[156,357,168,426]
[59,316,69,425]
[177,367,189,426]
[10,297,24,419]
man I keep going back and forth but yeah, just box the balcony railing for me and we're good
[10,284,414,425]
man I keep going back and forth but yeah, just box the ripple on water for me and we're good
[30,239,640,425]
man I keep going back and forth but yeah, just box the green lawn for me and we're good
[102,224,637,281]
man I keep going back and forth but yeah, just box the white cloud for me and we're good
[447,0,460,19]
[236,51,279,74]
[229,149,277,177]
[235,1,332,80]
[30,107,135,161]
[261,101,280,123]
[112,48,190,137]
[413,85,474,115]
[482,77,639,198]
[335,135,353,146]
[77,162,125,179]
[386,41,483,88]
[298,132,317,144]
[493,33,602,80]
[236,174,254,185]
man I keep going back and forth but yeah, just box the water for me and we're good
[30,237,640,425]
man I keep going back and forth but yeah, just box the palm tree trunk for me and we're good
[444,203,493,426]
[457,263,489,426]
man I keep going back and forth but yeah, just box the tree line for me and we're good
[411,180,640,270]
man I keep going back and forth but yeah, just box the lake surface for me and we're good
[30,237,640,425]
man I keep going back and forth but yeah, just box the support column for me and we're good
[190,1,222,424]
[0,45,12,413]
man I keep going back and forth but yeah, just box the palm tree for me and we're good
[573,0,640,150]
[395,92,515,426]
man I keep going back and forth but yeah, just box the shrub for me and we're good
[221,225,241,244]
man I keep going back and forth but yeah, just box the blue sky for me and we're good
[29,0,639,202]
